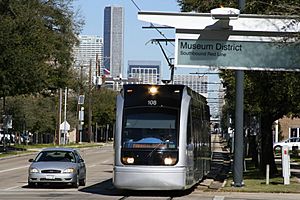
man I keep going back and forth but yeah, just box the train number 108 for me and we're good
[148,100,157,106]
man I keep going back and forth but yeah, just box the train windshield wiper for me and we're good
[147,139,169,157]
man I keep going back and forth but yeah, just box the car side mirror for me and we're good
[79,159,84,163]
[28,158,34,162]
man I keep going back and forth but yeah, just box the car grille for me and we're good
[40,178,62,181]
[41,169,61,173]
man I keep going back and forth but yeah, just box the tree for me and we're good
[75,87,117,142]
[5,92,78,143]
[0,0,82,98]
[177,0,300,175]
[91,88,117,127]
[177,0,300,16]
[5,95,57,140]
[177,0,237,13]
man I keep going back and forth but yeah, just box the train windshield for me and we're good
[122,108,178,149]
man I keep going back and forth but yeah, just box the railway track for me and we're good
[118,196,174,200]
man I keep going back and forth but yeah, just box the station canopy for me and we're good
[138,10,300,71]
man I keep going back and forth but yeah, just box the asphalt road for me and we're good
[0,143,300,200]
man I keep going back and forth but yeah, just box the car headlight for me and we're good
[63,168,76,173]
[29,168,39,173]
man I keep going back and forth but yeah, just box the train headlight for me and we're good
[148,86,158,95]
[164,157,177,165]
[122,157,135,164]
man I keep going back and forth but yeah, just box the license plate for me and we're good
[46,175,55,180]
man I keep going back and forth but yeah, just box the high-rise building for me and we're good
[127,60,161,84]
[103,6,124,78]
[73,35,103,76]
[173,74,208,97]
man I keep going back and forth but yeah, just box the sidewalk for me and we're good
[211,133,229,153]
[200,134,300,192]
[198,133,231,190]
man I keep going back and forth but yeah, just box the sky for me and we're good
[72,0,221,115]
[73,0,181,79]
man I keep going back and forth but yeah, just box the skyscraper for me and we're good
[127,60,161,84]
[173,74,208,97]
[73,35,103,76]
[103,6,124,78]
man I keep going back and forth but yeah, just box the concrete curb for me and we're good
[0,142,113,161]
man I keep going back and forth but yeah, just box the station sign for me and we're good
[138,11,300,71]
[176,38,300,71]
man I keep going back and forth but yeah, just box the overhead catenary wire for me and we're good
[129,0,223,109]
[130,0,141,11]
[130,0,176,82]
[130,0,175,47]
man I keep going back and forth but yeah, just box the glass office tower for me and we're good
[73,35,103,76]
[103,6,124,78]
[127,60,161,84]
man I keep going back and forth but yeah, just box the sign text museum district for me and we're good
[177,39,300,70]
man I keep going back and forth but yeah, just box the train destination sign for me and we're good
[176,39,300,71]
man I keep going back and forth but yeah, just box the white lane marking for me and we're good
[87,159,111,168]
[101,159,110,164]
[0,165,29,174]
[4,185,22,191]
[213,196,225,200]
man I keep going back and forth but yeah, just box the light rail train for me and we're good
[113,84,211,190]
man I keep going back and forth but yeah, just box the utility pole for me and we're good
[63,87,68,144]
[56,88,62,145]
[77,65,84,143]
[96,53,100,78]
[88,59,93,142]
[2,96,6,152]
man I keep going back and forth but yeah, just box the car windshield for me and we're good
[35,151,75,163]
[122,108,178,149]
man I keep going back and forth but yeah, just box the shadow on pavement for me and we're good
[79,179,120,196]
[22,183,78,189]
[79,178,194,197]
[206,151,231,182]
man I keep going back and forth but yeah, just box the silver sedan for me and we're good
[28,147,86,188]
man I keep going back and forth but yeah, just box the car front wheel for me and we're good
[79,178,86,186]
[72,176,79,188]
[28,182,36,188]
